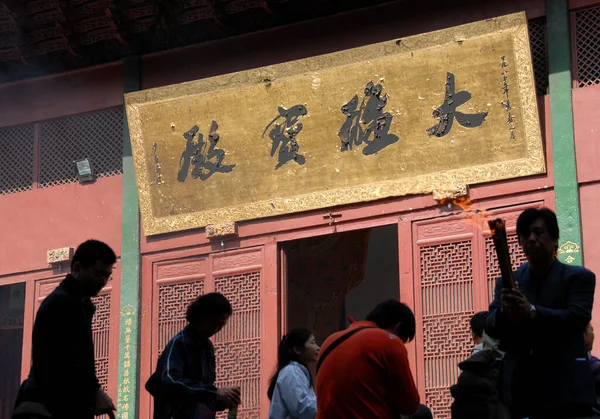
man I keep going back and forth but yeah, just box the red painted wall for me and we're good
[573,84,600,184]
[0,63,124,277]
[580,183,600,351]
[574,81,600,351]
[0,176,123,276]
[0,63,123,128]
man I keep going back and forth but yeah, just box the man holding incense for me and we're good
[486,207,596,419]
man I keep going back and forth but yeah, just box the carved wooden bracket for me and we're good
[432,185,469,202]
[205,222,238,239]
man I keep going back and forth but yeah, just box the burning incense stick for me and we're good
[487,218,516,289]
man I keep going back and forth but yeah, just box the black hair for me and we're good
[267,327,314,401]
[366,300,416,342]
[71,240,117,270]
[516,208,559,242]
[470,311,489,338]
[186,292,232,324]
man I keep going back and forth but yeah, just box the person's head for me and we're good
[585,322,595,352]
[267,327,319,400]
[516,208,559,268]
[366,300,416,343]
[186,292,232,338]
[71,240,117,297]
[470,311,488,345]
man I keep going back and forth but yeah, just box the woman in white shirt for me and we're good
[268,327,320,419]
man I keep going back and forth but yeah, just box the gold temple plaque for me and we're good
[126,12,544,236]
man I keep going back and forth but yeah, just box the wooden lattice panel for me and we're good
[214,272,261,419]
[485,235,528,304]
[420,240,474,419]
[91,292,111,391]
[575,5,600,88]
[39,108,123,188]
[0,124,35,195]
[157,280,204,356]
[528,17,548,96]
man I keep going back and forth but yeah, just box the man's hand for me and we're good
[217,386,241,409]
[94,387,116,417]
[500,282,532,323]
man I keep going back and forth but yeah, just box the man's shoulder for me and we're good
[321,324,391,351]
[38,284,76,312]
[513,262,529,279]
[561,263,595,279]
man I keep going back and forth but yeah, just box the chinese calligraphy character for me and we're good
[177,121,236,182]
[338,82,399,155]
[125,318,132,326]
[152,142,163,185]
[262,105,307,169]
[426,72,488,137]
[500,56,516,140]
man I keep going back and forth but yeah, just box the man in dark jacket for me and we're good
[485,208,596,419]
[146,292,241,419]
[13,240,117,419]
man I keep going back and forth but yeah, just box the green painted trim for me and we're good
[547,0,583,266]
[116,56,141,419]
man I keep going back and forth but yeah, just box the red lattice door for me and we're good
[33,276,116,407]
[411,202,544,418]
[149,248,264,419]
[212,249,263,419]
[155,260,206,358]
[412,216,485,419]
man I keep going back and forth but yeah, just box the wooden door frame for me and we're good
[139,188,555,419]
[15,259,122,403]
[140,245,275,419]
[275,214,417,375]
[403,191,554,406]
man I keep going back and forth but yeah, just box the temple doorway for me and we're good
[281,224,400,345]
[0,282,25,418]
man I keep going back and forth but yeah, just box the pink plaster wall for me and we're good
[580,183,600,352]
[573,84,600,184]
[0,176,123,276]
[0,63,123,128]
[0,63,124,277]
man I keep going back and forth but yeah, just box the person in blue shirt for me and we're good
[268,327,320,419]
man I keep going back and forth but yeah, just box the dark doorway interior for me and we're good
[0,282,25,418]
[283,224,400,345]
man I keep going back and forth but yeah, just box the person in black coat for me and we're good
[13,240,117,419]
[486,208,596,419]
